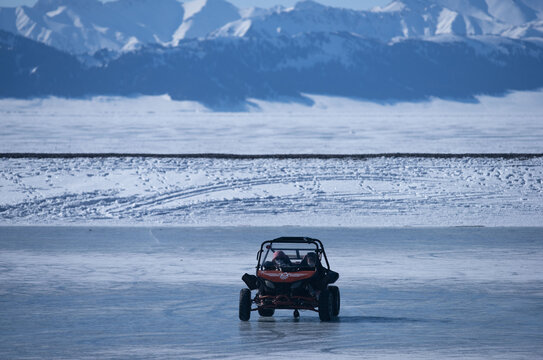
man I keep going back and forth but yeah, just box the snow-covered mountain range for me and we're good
[1,0,543,108]
[216,0,543,41]
[1,0,542,54]
[0,0,245,54]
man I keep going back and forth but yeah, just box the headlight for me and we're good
[265,280,275,289]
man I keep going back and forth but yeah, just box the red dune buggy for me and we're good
[239,237,340,321]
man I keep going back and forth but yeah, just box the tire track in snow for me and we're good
[0,157,542,226]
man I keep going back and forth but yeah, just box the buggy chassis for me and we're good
[239,237,339,321]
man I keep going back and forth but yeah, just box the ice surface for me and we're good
[1,156,541,226]
[0,226,542,359]
[0,90,542,154]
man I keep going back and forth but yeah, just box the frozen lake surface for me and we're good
[1,91,542,154]
[1,226,542,359]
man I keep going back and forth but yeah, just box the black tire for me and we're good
[329,285,340,316]
[239,288,252,321]
[258,308,275,317]
[318,289,333,321]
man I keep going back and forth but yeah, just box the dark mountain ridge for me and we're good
[2,29,542,109]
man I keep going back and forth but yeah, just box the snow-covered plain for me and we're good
[1,156,541,226]
[1,227,542,359]
[1,90,542,154]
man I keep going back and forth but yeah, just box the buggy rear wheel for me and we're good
[318,289,334,321]
[258,308,275,317]
[239,288,252,321]
[329,285,340,316]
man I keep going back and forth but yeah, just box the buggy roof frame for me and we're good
[256,237,331,270]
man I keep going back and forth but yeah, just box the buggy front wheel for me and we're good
[318,289,333,321]
[329,285,340,316]
[239,288,252,321]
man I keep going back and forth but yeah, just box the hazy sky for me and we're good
[0,0,391,10]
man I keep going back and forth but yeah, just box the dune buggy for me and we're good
[239,237,340,321]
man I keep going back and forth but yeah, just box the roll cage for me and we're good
[256,237,331,271]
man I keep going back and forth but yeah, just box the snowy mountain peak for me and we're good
[372,1,407,13]
[430,0,541,25]
[373,0,542,25]
[33,0,102,11]
[183,0,207,21]
[239,6,285,19]
[173,0,240,44]
[182,0,239,21]
[485,0,539,25]
[294,0,328,11]
[374,0,432,12]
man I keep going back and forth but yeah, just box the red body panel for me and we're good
[257,270,316,283]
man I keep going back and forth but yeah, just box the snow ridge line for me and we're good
[1,153,542,159]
